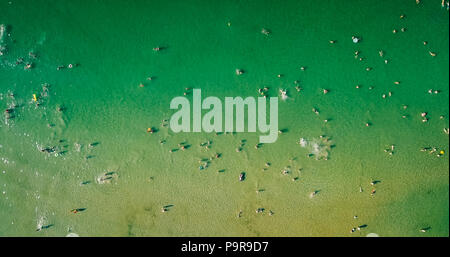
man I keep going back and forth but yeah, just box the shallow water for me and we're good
[0,0,448,236]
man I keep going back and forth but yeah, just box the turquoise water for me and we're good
[0,0,448,236]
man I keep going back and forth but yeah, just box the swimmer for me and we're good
[309,190,319,198]
[16,58,24,65]
[370,180,380,186]
[29,52,37,59]
[239,172,246,181]
[279,89,288,100]
[70,208,86,214]
[261,28,270,35]
[256,208,265,213]
[420,227,430,233]
[429,51,437,57]
[235,69,244,75]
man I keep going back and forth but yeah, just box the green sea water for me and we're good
[0,0,448,237]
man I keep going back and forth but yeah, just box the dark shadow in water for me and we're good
[89,142,100,147]
[72,208,87,213]
[420,226,431,231]
[36,224,54,231]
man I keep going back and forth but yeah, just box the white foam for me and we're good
[36,215,45,231]
[0,24,5,42]
[299,138,307,147]
[299,137,332,160]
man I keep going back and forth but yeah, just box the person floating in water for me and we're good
[70,208,86,214]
